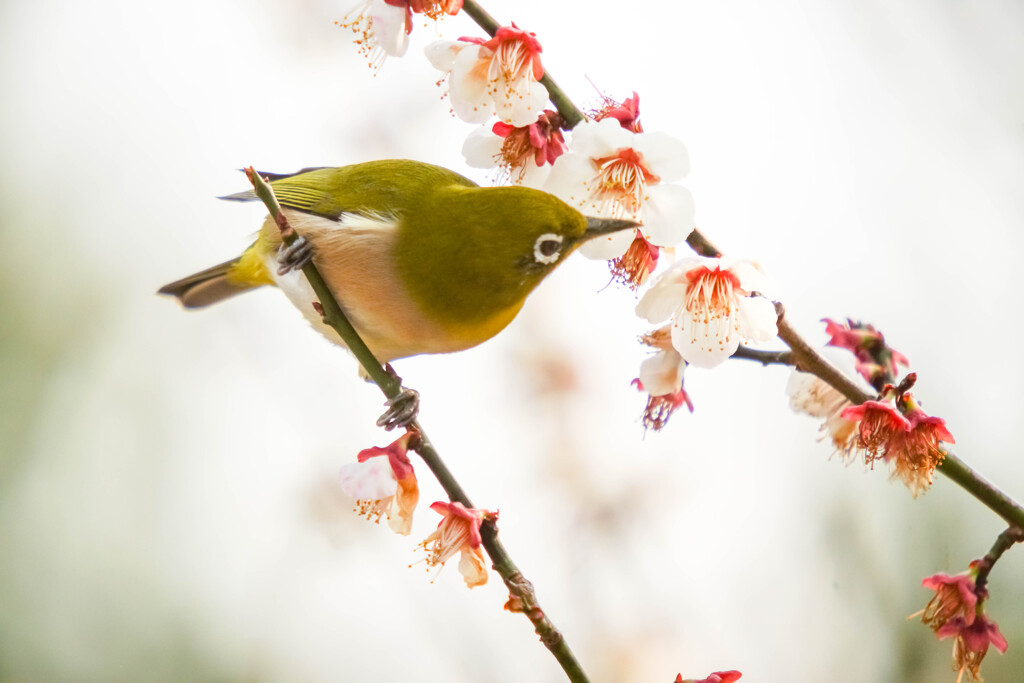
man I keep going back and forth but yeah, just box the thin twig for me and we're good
[975,526,1024,595]
[731,347,794,367]
[245,168,591,683]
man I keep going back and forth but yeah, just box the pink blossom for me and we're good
[417,501,493,588]
[462,110,567,187]
[338,430,419,535]
[592,91,643,133]
[936,613,1008,682]
[921,570,979,632]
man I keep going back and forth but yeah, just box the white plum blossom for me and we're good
[544,117,695,260]
[426,25,547,127]
[636,256,777,369]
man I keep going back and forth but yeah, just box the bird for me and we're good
[158,160,636,425]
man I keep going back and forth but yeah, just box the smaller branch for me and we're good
[975,526,1024,595]
[731,347,794,367]
[685,228,722,258]
[245,167,591,683]
[773,309,1024,530]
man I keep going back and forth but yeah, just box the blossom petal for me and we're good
[369,0,409,57]
[638,183,695,247]
[639,349,685,396]
[461,127,504,168]
[577,227,635,260]
[635,283,687,323]
[544,153,600,213]
[494,73,548,127]
[424,39,462,71]
[568,118,632,158]
[672,306,741,369]
[736,295,778,342]
[448,45,493,124]
[633,131,690,181]
[458,547,488,588]
[339,457,396,501]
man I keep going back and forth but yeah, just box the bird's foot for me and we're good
[376,364,420,431]
[277,235,313,276]
[377,387,420,431]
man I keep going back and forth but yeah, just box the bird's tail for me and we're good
[158,246,273,309]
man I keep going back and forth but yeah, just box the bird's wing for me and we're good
[219,167,353,220]
[219,161,478,222]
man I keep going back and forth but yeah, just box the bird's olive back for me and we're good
[395,185,588,325]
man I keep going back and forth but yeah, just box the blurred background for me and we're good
[1,0,1022,680]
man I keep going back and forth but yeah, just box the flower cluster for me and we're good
[339,431,494,587]
[919,566,1008,682]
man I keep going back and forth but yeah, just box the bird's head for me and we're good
[398,184,638,327]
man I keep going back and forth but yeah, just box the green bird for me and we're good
[159,160,635,424]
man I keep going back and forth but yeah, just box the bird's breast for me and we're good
[260,211,517,361]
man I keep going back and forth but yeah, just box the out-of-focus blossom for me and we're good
[426,25,546,127]
[786,347,870,457]
[636,256,777,369]
[545,117,694,266]
[338,430,419,535]
[462,110,567,187]
[417,501,492,588]
[823,318,909,388]
[675,671,742,683]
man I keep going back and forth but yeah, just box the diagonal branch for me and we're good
[245,168,592,683]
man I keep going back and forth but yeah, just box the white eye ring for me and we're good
[533,233,563,265]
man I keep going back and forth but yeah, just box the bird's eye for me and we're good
[533,233,563,265]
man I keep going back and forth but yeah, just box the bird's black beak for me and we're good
[582,216,640,240]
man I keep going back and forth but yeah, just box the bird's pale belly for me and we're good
[260,212,522,362]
